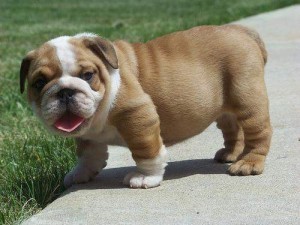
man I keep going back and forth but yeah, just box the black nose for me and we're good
[57,88,75,103]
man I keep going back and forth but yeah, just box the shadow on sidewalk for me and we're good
[63,159,229,194]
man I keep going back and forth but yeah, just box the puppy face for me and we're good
[20,34,119,137]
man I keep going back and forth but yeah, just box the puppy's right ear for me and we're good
[20,51,35,94]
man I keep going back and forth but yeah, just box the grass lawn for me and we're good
[0,0,299,224]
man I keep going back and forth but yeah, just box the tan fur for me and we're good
[22,24,272,180]
[110,24,272,174]
[22,44,61,106]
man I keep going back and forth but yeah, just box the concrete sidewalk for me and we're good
[24,5,300,225]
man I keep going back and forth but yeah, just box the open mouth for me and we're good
[54,112,85,133]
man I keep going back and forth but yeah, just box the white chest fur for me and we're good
[82,124,126,146]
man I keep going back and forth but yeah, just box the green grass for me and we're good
[0,0,299,224]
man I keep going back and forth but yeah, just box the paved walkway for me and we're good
[24,5,300,225]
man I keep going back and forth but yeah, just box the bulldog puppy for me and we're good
[20,25,272,189]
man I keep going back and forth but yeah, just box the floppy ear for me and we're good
[20,51,34,94]
[83,36,118,69]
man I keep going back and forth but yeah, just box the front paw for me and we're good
[123,171,163,189]
[64,165,98,188]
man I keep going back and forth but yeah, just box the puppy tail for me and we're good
[227,25,268,65]
[244,27,268,65]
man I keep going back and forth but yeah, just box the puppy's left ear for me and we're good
[83,36,118,69]
[20,51,35,94]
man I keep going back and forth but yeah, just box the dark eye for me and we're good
[33,78,47,91]
[81,72,94,81]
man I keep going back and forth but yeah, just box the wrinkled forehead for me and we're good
[48,36,76,75]
[28,35,101,82]
[26,43,60,82]
[30,36,77,76]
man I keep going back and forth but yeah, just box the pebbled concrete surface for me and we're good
[23,5,300,225]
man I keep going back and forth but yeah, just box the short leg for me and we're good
[228,81,272,175]
[123,145,167,189]
[214,113,244,163]
[64,139,108,188]
[111,92,167,188]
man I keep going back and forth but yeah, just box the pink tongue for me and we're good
[54,113,85,132]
